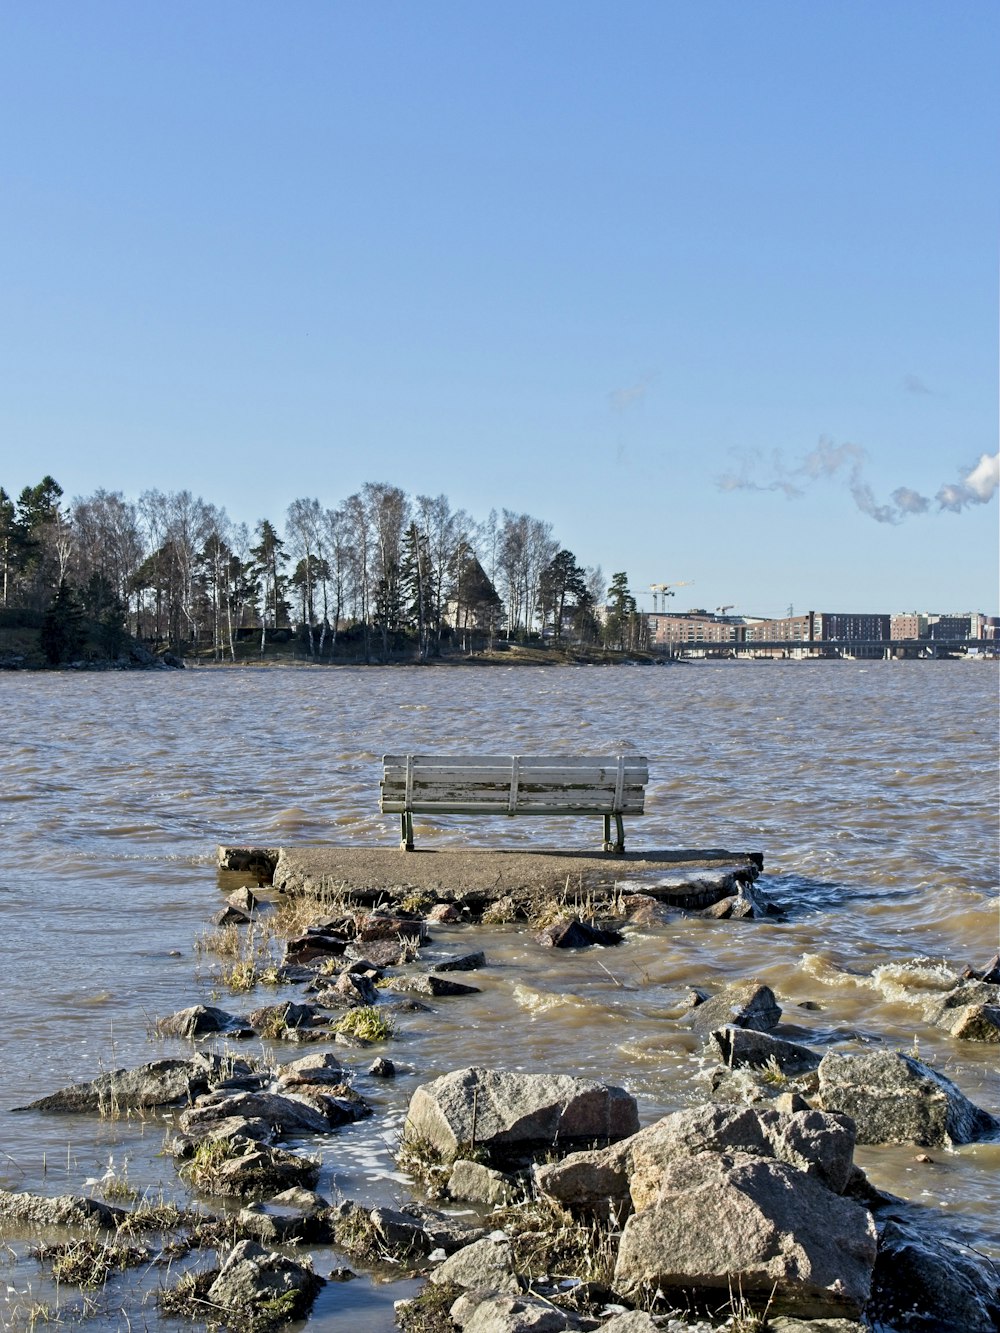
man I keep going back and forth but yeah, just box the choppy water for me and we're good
[0,661,998,1328]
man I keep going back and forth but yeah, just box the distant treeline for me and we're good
[0,477,648,664]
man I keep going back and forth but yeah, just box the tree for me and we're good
[249,519,288,657]
[40,579,87,664]
[286,498,326,657]
[605,571,636,651]
[539,549,587,644]
[364,482,409,659]
[72,490,144,635]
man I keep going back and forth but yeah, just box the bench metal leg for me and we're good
[400,812,414,852]
[602,813,625,854]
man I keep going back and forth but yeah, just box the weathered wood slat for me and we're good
[381,762,650,778]
[381,797,647,815]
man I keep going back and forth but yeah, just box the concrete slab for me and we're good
[217,844,763,905]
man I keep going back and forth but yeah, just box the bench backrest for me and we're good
[380,754,648,817]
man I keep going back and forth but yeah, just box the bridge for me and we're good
[656,639,997,660]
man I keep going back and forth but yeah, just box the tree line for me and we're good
[0,476,649,663]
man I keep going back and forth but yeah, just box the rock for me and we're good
[534,1104,859,1219]
[688,981,782,1040]
[155,1005,250,1039]
[356,912,428,943]
[872,1212,1000,1332]
[284,932,348,964]
[314,971,380,1007]
[943,1005,1000,1042]
[346,938,418,968]
[248,1001,324,1033]
[428,903,463,922]
[620,864,759,910]
[389,973,481,997]
[699,895,738,919]
[214,903,253,925]
[982,953,1000,985]
[275,1052,345,1088]
[450,1290,569,1331]
[401,1202,487,1254]
[769,1321,868,1333]
[368,1057,396,1078]
[929,980,1000,1041]
[534,918,622,949]
[13,1055,234,1113]
[173,1114,276,1152]
[238,1188,332,1243]
[0,1188,125,1230]
[206,1143,321,1199]
[216,846,279,879]
[600,1315,660,1333]
[434,951,486,972]
[226,886,262,914]
[448,1159,518,1205]
[430,1235,521,1293]
[179,1091,333,1138]
[817,1049,999,1146]
[402,1068,639,1166]
[612,1152,876,1319]
[706,1025,821,1074]
[369,1206,433,1258]
[207,1238,323,1317]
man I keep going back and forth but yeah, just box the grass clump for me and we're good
[334,1005,395,1042]
[493,1197,619,1287]
[396,1280,464,1333]
[33,1236,149,1289]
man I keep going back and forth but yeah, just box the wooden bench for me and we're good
[380,753,649,853]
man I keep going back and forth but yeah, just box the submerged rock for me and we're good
[155,1005,251,1039]
[534,918,623,949]
[0,1188,125,1231]
[12,1054,240,1113]
[871,1211,1000,1332]
[817,1049,999,1146]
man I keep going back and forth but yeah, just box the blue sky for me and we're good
[2,1,997,615]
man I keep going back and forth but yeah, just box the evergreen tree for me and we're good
[40,579,87,664]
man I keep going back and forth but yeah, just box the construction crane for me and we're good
[650,581,693,612]
[716,604,735,616]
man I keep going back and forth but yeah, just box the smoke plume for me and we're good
[717,441,999,524]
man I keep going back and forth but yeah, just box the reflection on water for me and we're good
[0,661,997,1324]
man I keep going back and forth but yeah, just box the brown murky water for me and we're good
[0,661,997,1328]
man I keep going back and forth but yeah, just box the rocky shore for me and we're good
[4,855,999,1332]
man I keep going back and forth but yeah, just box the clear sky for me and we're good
[2,1,997,616]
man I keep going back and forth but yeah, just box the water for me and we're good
[0,661,997,1327]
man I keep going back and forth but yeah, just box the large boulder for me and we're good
[207,1238,323,1317]
[402,1068,639,1166]
[817,1049,999,1146]
[688,981,782,1041]
[612,1151,876,1319]
[534,1103,858,1218]
[179,1091,333,1138]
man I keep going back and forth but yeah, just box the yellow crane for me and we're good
[650,580,693,612]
